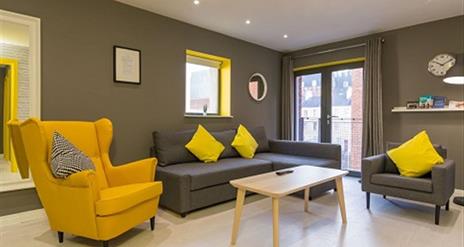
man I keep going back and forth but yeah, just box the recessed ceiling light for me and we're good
[245,20,251,25]
[193,0,200,5]
[283,34,288,39]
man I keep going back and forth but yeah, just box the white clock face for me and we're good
[428,54,456,77]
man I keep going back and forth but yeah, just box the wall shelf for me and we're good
[391,106,464,113]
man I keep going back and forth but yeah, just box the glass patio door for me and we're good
[295,63,364,172]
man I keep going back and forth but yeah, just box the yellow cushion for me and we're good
[96,182,162,216]
[231,124,259,159]
[387,131,444,177]
[185,125,225,163]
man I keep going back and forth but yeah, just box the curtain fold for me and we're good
[281,56,295,140]
[362,38,384,156]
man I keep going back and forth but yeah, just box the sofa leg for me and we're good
[102,240,109,247]
[180,213,187,218]
[446,200,450,211]
[435,205,440,225]
[334,187,337,192]
[150,217,155,231]
[57,231,63,243]
[383,195,386,199]
[366,192,370,209]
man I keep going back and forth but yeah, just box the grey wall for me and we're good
[289,16,464,189]
[0,0,282,164]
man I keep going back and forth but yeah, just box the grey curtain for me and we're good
[281,56,295,140]
[362,38,384,156]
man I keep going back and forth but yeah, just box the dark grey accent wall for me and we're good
[0,0,282,165]
[289,16,464,189]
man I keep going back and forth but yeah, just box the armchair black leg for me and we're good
[366,192,371,209]
[103,240,109,247]
[435,205,441,225]
[150,217,155,231]
[58,231,63,243]
[445,200,450,211]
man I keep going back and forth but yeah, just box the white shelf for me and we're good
[391,106,464,113]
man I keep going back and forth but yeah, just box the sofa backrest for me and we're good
[384,142,447,174]
[152,126,270,166]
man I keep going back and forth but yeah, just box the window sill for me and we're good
[184,114,234,119]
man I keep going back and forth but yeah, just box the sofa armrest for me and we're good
[155,167,190,214]
[432,159,455,204]
[106,158,157,187]
[361,154,386,191]
[269,140,341,162]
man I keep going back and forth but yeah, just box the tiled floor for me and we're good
[0,177,462,247]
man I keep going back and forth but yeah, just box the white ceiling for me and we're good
[115,0,463,52]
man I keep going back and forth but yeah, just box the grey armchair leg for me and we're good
[366,192,370,209]
[435,205,440,225]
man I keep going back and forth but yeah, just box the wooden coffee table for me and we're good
[229,166,348,247]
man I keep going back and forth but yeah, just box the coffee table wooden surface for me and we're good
[229,166,348,247]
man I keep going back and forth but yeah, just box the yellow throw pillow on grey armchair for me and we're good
[185,125,225,163]
[386,130,444,177]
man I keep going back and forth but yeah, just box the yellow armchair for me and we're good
[8,118,163,247]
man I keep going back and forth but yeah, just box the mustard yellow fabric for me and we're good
[185,124,225,163]
[387,130,444,177]
[8,118,163,241]
[231,124,259,158]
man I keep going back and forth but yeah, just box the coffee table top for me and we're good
[230,166,348,198]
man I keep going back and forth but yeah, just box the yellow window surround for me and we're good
[0,57,19,172]
[186,49,232,117]
[293,57,365,72]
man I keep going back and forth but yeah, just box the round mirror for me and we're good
[248,73,268,102]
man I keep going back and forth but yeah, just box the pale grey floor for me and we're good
[0,177,463,247]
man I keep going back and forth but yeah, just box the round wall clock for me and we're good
[428,54,456,76]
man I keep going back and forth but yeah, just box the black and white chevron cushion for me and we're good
[50,132,95,178]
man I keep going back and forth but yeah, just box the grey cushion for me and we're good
[159,158,273,190]
[211,130,239,159]
[50,132,95,178]
[371,173,432,193]
[152,129,197,166]
[254,152,339,170]
[249,126,269,153]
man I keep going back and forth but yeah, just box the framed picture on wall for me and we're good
[113,46,141,84]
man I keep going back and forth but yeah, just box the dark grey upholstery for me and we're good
[361,144,455,225]
[211,130,239,159]
[152,130,197,166]
[153,127,341,216]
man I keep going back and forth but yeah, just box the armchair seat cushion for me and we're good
[96,182,162,216]
[371,173,432,193]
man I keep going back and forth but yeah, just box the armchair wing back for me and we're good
[8,118,163,244]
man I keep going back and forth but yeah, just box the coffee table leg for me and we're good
[230,188,246,245]
[335,177,347,224]
[272,198,280,247]
[304,187,309,212]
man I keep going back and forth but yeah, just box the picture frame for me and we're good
[113,46,141,84]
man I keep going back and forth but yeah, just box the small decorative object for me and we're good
[202,104,208,116]
[432,96,446,108]
[449,100,464,109]
[114,46,141,84]
[418,95,434,108]
[406,101,419,109]
[248,73,268,102]
[428,53,456,77]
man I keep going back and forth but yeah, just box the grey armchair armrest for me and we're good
[432,159,456,205]
[269,140,341,161]
[361,154,385,191]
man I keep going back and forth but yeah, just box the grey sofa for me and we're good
[361,143,455,225]
[151,127,341,217]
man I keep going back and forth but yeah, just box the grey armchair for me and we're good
[361,143,455,225]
